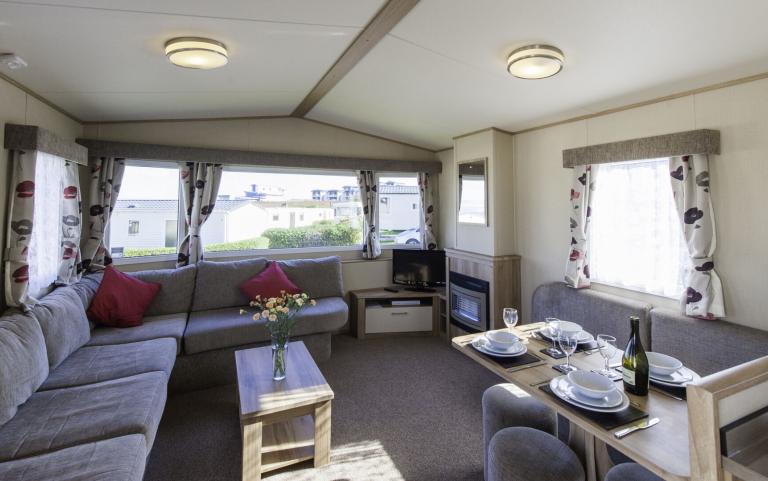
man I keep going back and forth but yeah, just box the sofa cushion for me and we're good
[0,434,146,481]
[68,272,103,311]
[650,308,768,376]
[30,287,91,369]
[40,338,177,391]
[130,264,197,317]
[0,311,49,426]
[531,282,652,349]
[0,372,167,462]
[184,297,348,354]
[87,313,187,355]
[88,266,161,328]
[192,258,268,311]
[239,262,300,300]
[278,256,344,299]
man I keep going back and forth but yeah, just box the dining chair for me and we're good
[604,462,662,481]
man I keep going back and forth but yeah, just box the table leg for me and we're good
[242,420,263,481]
[567,423,597,481]
[314,401,332,467]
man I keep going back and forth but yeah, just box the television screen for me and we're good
[392,249,446,287]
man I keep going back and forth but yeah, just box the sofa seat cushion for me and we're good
[87,313,187,354]
[192,258,269,312]
[131,264,197,317]
[184,297,348,354]
[0,372,167,462]
[40,338,177,391]
[0,434,146,481]
[30,287,91,369]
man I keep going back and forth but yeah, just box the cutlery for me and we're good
[614,417,660,439]
[650,386,684,401]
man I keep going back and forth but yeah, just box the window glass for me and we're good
[378,175,421,246]
[589,158,688,298]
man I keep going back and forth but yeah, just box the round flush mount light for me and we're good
[507,44,564,79]
[164,37,228,70]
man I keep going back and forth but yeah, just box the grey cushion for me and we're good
[0,311,49,426]
[0,372,167,461]
[0,434,146,481]
[191,258,268,311]
[130,264,197,317]
[532,282,652,349]
[605,463,663,481]
[40,338,177,391]
[68,272,103,311]
[184,297,348,354]
[30,287,91,369]
[488,427,584,481]
[650,308,768,376]
[87,313,187,354]
[278,256,344,299]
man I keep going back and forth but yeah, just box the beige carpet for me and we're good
[145,335,501,481]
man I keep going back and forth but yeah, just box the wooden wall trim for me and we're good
[4,123,88,165]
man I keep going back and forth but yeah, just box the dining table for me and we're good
[452,322,692,481]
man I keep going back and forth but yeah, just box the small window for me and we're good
[378,174,421,247]
[128,220,140,235]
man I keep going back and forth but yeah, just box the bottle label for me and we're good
[623,368,636,386]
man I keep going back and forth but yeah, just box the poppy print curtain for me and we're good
[4,150,37,307]
[564,164,597,288]
[82,157,125,271]
[357,170,381,259]
[417,172,438,250]
[176,162,223,267]
[57,160,83,285]
[669,154,725,319]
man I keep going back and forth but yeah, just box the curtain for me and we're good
[27,153,64,299]
[669,154,725,319]
[82,157,126,271]
[4,150,37,307]
[357,170,381,259]
[417,172,438,250]
[176,162,223,267]
[564,165,597,288]
[57,160,83,285]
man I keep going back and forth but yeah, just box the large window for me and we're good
[588,158,688,298]
[378,174,421,246]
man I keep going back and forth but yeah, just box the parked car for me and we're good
[395,228,420,245]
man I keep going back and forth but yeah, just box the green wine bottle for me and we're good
[622,316,649,396]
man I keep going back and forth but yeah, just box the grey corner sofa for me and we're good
[0,255,348,481]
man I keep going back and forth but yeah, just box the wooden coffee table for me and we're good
[235,341,334,480]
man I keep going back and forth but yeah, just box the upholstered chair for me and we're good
[604,463,663,481]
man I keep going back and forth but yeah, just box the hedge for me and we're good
[123,236,269,258]
[262,221,361,249]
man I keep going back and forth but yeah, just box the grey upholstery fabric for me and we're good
[650,308,768,376]
[604,463,663,481]
[0,311,49,426]
[40,338,177,391]
[531,282,652,349]
[0,434,146,481]
[130,264,197,317]
[0,372,167,461]
[191,258,268,311]
[87,313,187,354]
[483,384,556,479]
[30,287,91,369]
[278,256,344,298]
[488,427,585,481]
[184,297,347,354]
[68,272,103,310]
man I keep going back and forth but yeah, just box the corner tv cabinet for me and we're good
[349,287,446,339]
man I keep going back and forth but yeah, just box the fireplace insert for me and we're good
[449,271,489,332]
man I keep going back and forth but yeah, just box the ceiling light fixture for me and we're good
[507,44,564,79]
[164,37,228,70]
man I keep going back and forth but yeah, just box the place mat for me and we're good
[471,347,544,370]
[539,384,649,430]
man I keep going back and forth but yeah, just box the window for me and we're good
[110,164,180,258]
[588,158,688,298]
[377,174,421,247]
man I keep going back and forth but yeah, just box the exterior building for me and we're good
[312,185,359,201]
[378,184,420,231]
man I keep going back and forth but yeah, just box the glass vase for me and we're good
[271,335,288,381]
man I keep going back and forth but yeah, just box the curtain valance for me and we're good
[4,124,88,165]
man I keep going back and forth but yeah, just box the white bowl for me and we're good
[554,321,583,336]
[485,330,519,350]
[567,371,617,399]
[647,352,683,376]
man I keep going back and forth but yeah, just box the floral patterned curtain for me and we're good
[357,170,381,259]
[177,162,223,267]
[417,172,438,250]
[4,150,37,308]
[564,165,597,288]
[82,157,125,271]
[669,154,725,319]
[57,160,83,285]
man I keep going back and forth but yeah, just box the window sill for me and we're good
[590,280,681,308]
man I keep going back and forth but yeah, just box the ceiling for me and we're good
[3,0,768,150]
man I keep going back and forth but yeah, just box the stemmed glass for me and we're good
[557,331,579,372]
[502,308,518,333]
[597,334,617,376]
[543,317,561,356]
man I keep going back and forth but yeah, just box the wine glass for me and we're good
[502,308,518,333]
[597,334,617,376]
[544,318,561,355]
[557,331,579,372]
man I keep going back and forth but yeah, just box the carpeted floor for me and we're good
[144,334,502,481]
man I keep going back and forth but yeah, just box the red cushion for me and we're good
[239,262,301,300]
[87,266,161,328]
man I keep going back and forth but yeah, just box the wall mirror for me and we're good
[457,158,488,225]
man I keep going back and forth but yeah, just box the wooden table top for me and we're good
[235,341,334,421]
[453,324,691,481]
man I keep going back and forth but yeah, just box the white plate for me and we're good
[650,366,699,387]
[472,337,528,357]
[539,328,595,344]
[550,376,629,413]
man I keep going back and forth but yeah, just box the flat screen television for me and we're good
[392,249,446,289]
